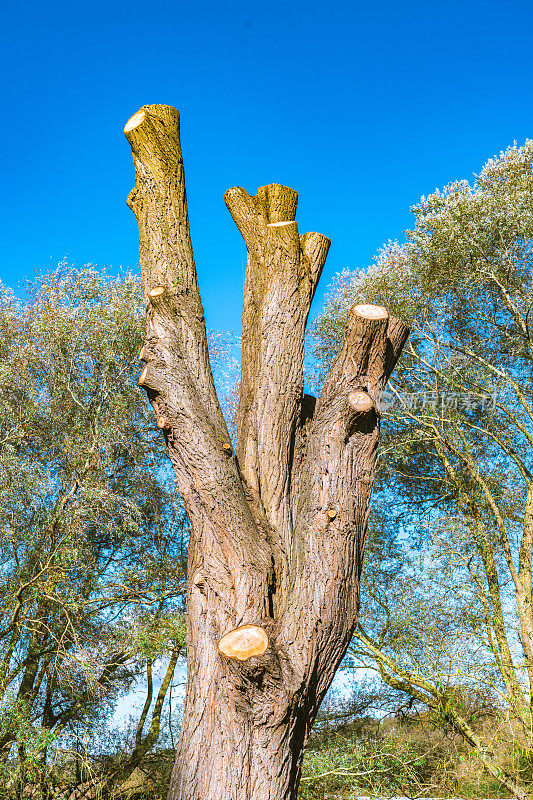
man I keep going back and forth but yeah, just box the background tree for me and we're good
[123,103,408,800]
[310,140,533,800]
[0,266,193,798]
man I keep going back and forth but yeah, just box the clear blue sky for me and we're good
[2,0,533,336]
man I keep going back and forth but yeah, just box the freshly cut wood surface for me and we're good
[137,365,148,386]
[353,303,389,319]
[124,110,146,132]
[218,624,269,661]
[347,390,374,412]
[148,285,166,298]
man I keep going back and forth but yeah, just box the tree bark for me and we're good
[124,103,409,800]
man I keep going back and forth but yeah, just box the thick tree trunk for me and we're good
[124,104,409,800]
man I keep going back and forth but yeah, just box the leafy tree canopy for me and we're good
[310,140,533,800]
[0,266,190,794]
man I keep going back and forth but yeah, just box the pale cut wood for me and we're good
[354,303,389,319]
[347,390,374,412]
[138,365,148,386]
[149,285,166,299]
[218,624,269,661]
[124,110,146,132]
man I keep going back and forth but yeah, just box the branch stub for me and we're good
[218,624,269,661]
[138,365,148,386]
[149,285,167,300]
[347,390,374,413]
[124,110,146,133]
[353,304,389,320]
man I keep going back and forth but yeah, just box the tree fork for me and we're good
[124,103,409,800]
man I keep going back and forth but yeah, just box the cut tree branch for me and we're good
[225,183,330,588]
[124,105,275,634]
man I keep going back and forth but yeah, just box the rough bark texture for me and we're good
[124,104,409,800]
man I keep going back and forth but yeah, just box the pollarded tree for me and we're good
[123,103,409,800]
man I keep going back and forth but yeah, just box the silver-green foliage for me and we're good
[0,266,188,794]
[310,140,533,800]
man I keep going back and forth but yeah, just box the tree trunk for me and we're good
[124,104,409,800]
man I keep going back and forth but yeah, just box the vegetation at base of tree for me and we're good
[19,700,518,800]
[299,712,518,799]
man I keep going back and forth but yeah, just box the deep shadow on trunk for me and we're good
[124,104,409,800]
